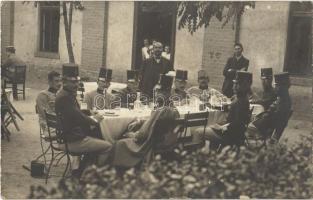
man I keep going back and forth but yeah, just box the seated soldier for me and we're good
[36,71,61,133]
[248,72,292,144]
[84,68,115,110]
[154,74,174,108]
[250,68,276,110]
[194,71,252,150]
[114,70,140,108]
[187,70,225,105]
[170,70,189,106]
[55,64,112,175]
[2,46,26,100]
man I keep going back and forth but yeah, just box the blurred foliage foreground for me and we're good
[29,136,312,199]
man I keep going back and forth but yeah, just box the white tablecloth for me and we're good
[83,82,127,94]
[97,107,227,143]
[250,104,264,121]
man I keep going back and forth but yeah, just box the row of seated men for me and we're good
[36,64,291,177]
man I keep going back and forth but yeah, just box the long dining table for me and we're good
[94,103,264,144]
[83,81,264,143]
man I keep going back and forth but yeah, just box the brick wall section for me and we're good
[81,1,107,74]
[202,17,237,90]
[1,2,14,62]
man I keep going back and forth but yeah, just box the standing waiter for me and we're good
[222,43,249,98]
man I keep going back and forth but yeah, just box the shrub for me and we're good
[29,136,312,199]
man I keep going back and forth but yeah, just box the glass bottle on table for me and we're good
[134,92,142,110]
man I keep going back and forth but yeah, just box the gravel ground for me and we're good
[1,87,311,199]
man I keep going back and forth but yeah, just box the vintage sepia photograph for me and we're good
[1,0,312,199]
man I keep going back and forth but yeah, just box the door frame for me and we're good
[131,2,177,69]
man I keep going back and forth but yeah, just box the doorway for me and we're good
[284,2,312,75]
[132,2,177,70]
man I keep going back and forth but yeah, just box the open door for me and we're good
[132,2,177,70]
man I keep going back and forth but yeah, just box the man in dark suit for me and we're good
[55,64,112,175]
[251,72,292,143]
[250,68,277,110]
[222,43,249,98]
[140,42,174,98]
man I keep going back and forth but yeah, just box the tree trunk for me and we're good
[62,2,75,63]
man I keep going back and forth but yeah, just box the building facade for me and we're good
[1,1,312,120]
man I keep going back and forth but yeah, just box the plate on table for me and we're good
[103,111,119,117]
[97,110,120,117]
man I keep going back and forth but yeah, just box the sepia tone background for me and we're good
[1,1,312,198]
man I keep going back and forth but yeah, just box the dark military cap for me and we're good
[261,68,273,79]
[98,68,112,81]
[176,70,188,81]
[6,46,15,53]
[198,69,209,79]
[62,63,80,80]
[127,70,139,82]
[159,74,174,89]
[274,72,290,85]
[233,71,252,85]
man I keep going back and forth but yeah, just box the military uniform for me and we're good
[2,46,26,99]
[84,68,114,110]
[2,46,25,80]
[251,68,276,110]
[114,70,139,108]
[252,88,276,110]
[84,89,114,110]
[115,87,137,108]
[250,72,292,142]
[36,87,58,130]
[222,56,249,98]
[195,72,252,149]
[169,70,189,106]
[55,64,112,167]
[187,86,222,104]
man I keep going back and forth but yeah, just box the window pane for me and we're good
[39,6,59,53]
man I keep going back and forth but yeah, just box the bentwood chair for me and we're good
[33,106,60,172]
[179,111,210,150]
[1,89,24,141]
[44,111,83,183]
[216,107,255,153]
[4,65,27,100]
